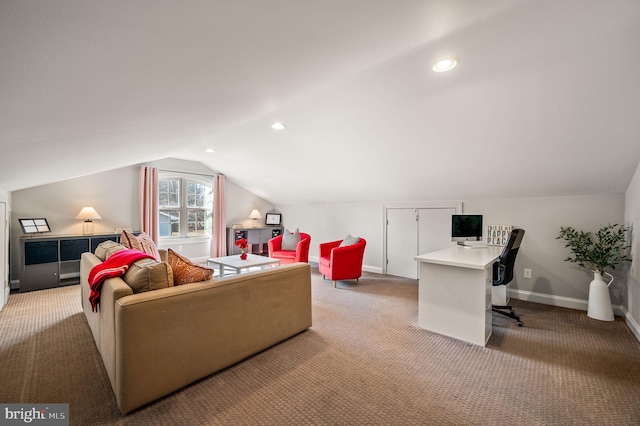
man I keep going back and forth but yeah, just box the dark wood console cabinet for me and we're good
[19,233,121,292]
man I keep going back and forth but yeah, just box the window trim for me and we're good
[158,172,213,240]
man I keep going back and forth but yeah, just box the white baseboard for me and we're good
[509,288,587,310]
[362,265,383,274]
[622,307,640,343]
[508,288,624,316]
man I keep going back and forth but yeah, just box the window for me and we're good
[159,174,213,238]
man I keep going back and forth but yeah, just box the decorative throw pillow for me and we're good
[120,230,161,261]
[136,232,161,261]
[120,230,143,251]
[282,228,301,251]
[122,258,174,293]
[94,241,126,261]
[339,234,361,247]
[167,248,213,286]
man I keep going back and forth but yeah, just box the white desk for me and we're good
[415,246,503,346]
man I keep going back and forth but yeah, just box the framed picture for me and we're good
[19,218,51,234]
[487,224,512,246]
[265,213,282,226]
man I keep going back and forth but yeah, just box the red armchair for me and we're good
[318,237,367,288]
[268,232,311,264]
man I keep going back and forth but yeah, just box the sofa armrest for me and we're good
[295,235,311,263]
[319,240,341,258]
[99,278,133,392]
[81,251,134,396]
[159,249,167,262]
[268,235,283,255]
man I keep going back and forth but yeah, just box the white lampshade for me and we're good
[75,207,102,220]
[76,207,101,234]
[249,209,261,228]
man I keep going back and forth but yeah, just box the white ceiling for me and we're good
[1,0,639,205]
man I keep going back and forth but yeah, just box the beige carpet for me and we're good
[1,267,639,425]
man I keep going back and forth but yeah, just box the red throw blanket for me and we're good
[88,249,154,312]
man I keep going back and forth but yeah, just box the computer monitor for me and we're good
[451,214,483,246]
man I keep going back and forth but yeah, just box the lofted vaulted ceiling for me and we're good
[1,0,639,204]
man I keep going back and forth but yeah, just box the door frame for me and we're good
[383,201,462,275]
[0,201,7,311]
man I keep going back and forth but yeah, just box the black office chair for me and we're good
[492,228,525,327]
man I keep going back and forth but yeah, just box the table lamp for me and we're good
[76,207,102,235]
[249,209,261,228]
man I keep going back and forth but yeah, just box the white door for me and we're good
[418,208,456,255]
[386,207,456,280]
[386,208,418,279]
[0,201,6,311]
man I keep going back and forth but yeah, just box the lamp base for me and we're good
[83,220,94,235]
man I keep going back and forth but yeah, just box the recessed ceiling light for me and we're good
[205,148,215,153]
[432,57,459,73]
[271,122,286,130]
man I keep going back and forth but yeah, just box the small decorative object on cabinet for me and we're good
[557,224,632,321]
[18,218,51,234]
[19,233,120,292]
[235,238,248,260]
[227,226,283,256]
[265,213,282,226]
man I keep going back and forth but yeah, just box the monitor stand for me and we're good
[456,241,486,249]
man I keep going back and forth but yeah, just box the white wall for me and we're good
[10,165,139,283]
[278,193,626,307]
[275,202,383,272]
[624,161,640,338]
[464,194,626,305]
[226,179,277,229]
[9,159,273,284]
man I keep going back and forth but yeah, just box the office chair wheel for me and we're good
[516,320,524,327]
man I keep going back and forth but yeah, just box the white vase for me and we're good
[587,271,614,321]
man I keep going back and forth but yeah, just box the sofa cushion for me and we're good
[281,228,300,251]
[319,256,331,268]
[339,234,361,247]
[167,248,213,286]
[122,258,174,293]
[271,250,296,260]
[95,241,127,261]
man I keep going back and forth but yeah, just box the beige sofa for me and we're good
[80,250,312,414]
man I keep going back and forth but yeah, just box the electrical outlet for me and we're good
[524,268,532,279]
[178,245,184,252]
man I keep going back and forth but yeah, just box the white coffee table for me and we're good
[207,254,280,276]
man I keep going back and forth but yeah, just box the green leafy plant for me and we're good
[557,224,632,275]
